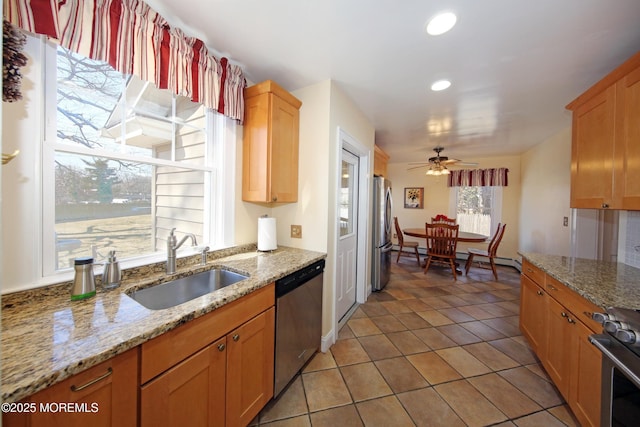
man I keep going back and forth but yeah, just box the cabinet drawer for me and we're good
[522,259,546,285]
[141,283,275,384]
[545,275,603,334]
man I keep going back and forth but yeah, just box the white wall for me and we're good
[2,37,43,290]
[520,126,572,256]
[387,154,522,260]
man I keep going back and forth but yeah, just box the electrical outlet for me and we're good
[291,225,302,238]
[563,216,569,227]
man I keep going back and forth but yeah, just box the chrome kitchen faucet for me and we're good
[166,228,198,274]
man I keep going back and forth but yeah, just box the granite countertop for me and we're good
[1,245,326,403]
[519,252,640,309]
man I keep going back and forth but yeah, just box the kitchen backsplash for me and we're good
[625,211,640,268]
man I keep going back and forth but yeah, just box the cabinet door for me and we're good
[519,275,548,357]
[226,307,275,427]
[614,65,640,209]
[141,338,227,427]
[243,93,271,202]
[3,348,138,427]
[570,84,616,208]
[543,298,572,398]
[569,318,602,427]
[269,95,299,203]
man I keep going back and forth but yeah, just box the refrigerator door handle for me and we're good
[381,243,393,253]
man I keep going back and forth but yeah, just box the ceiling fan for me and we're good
[407,146,478,175]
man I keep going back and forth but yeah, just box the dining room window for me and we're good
[450,186,502,237]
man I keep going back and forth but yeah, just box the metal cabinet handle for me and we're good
[272,196,278,202]
[218,343,226,351]
[233,334,240,342]
[70,367,113,392]
[568,318,576,324]
[526,268,533,273]
[536,290,544,296]
[548,285,558,291]
[561,312,568,318]
[602,203,609,209]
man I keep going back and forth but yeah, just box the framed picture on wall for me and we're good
[404,187,424,209]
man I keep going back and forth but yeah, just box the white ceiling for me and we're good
[147,0,640,164]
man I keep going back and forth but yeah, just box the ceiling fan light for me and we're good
[426,169,435,175]
[441,167,450,175]
[426,12,457,36]
[431,79,451,91]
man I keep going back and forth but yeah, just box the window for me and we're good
[450,186,502,237]
[41,43,233,275]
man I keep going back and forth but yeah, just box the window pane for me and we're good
[54,153,153,270]
[56,48,128,152]
[456,186,492,236]
[340,160,355,236]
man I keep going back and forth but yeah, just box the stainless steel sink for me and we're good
[128,269,248,310]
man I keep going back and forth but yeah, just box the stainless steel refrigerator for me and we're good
[372,176,392,291]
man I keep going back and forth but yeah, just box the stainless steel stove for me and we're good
[591,307,640,426]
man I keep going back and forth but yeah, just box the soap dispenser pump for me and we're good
[102,250,121,289]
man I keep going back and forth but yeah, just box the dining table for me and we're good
[402,228,488,243]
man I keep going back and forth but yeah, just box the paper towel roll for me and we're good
[258,217,277,251]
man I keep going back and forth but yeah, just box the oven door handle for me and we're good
[590,333,640,389]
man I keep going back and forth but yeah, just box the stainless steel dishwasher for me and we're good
[274,259,325,396]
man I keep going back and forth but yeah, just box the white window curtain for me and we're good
[4,0,247,121]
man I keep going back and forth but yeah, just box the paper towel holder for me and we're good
[257,215,278,252]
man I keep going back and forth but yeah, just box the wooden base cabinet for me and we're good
[140,285,275,427]
[3,348,139,427]
[519,274,548,357]
[519,261,602,427]
[141,338,227,427]
[227,307,275,427]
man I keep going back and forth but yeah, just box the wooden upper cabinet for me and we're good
[567,50,640,209]
[570,85,615,208]
[374,145,390,177]
[613,65,640,209]
[243,80,302,204]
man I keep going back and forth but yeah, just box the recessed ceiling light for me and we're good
[426,12,457,36]
[431,79,451,91]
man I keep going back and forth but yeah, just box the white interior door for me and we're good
[336,148,359,321]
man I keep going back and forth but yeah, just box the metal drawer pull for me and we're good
[526,268,533,273]
[70,367,113,392]
[218,343,226,351]
[568,318,576,324]
[561,312,568,318]
[233,334,240,342]
[548,285,558,291]
[536,290,544,296]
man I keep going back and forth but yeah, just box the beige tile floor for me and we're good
[253,257,581,427]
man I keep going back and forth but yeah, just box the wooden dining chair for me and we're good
[393,217,420,265]
[431,214,456,225]
[424,223,460,280]
[464,223,506,280]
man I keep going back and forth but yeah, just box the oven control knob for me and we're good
[615,329,638,345]
[604,320,623,334]
[592,312,611,325]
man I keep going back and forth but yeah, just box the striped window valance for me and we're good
[4,0,247,122]
[447,168,509,187]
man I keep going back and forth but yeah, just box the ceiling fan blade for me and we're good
[407,165,429,170]
[440,158,460,165]
[407,162,430,165]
